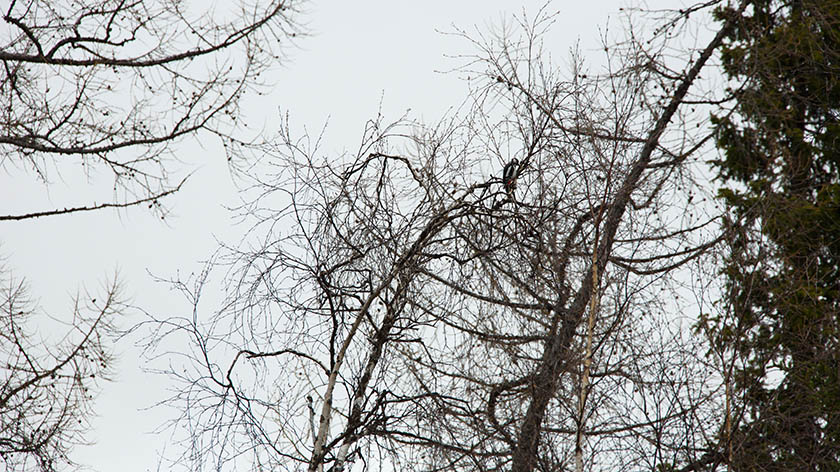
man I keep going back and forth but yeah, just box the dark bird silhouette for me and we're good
[503,158,519,197]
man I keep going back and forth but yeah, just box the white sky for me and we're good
[1,1,683,471]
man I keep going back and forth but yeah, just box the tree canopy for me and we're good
[708,0,840,468]
[4,1,840,471]
[0,1,303,470]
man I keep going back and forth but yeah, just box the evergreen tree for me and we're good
[710,0,840,469]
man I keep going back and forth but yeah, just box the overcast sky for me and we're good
[3,1,679,471]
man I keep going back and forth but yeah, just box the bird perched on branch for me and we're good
[502,158,519,197]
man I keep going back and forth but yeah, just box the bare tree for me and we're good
[143,2,750,471]
[134,110,504,470]
[1,0,304,220]
[385,5,742,470]
[1,267,125,472]
[0,1,305,470]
